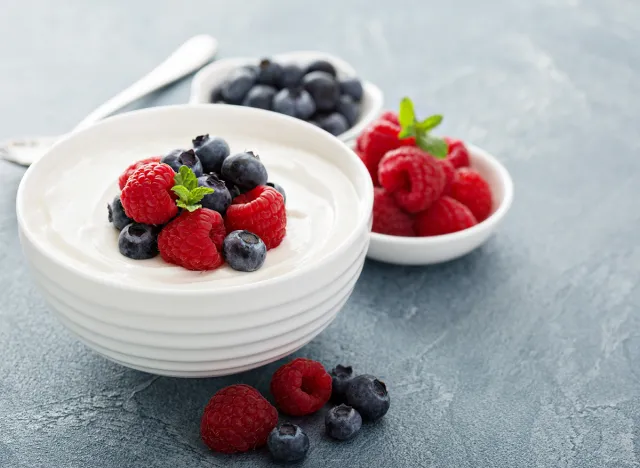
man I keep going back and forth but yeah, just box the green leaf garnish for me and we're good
[397,97,448,158]
[172,166,213,212]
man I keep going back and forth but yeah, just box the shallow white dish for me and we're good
[17,104,373,377]
[189,50,384,144]
[367,144,514,265]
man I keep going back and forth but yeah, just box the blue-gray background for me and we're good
[2,1,640,467]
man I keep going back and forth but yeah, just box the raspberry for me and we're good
[379,110,400,126]
[200,384,278,454]
[270,358,332,416]
[118,156,161,190]
[120,162,178,225]
[373,188,415,236]
[449,168,493,222]
[415,196,477,236]
[359,119,414,186]
[439,159,456,195]
[225,186,286,250]
[378,147,445,213]
[158,208,226,271]
[444,137,470,168]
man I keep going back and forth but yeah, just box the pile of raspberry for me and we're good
[107,134,287,272]
[200,358,390,463]
[357,98,493,237]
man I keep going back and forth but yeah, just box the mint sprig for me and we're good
[397,97,448,158]
[172,166,213,212]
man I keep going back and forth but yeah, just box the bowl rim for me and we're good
[369,143,514,246]
[17,104,374,296]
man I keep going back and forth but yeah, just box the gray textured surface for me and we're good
[1,0,640,466]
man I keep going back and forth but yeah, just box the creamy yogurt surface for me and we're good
[22,134,360,290]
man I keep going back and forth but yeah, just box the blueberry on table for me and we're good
[160,149,203,177]
[192,134,230,174]
[256,58,283,87]
[337,94,359,126]
[325,404,362,440]
[314,112,349,136]
[339,77,364,102]
[118,223,158,260]
[302,71,340,111]
[330,364,354,402]
[345,374,390,421]
[107,194,133,231]
[223,230,267,272]
[197,174,232,215]
[220,67,256,104]
[272,88,316,120]
[242,85,277,110]
[221,151,268,190]
[305,59,337,77]
[277,63,304,89]
[267,423,309,462]
[266,182,286,203]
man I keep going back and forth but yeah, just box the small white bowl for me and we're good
[17,104,373,377]
[189,50,384,144]
[367,144,514,265]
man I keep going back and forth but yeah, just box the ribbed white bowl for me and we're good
[17,105,373,377]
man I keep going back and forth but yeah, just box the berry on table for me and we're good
[118,156,161,190]
[373,187,415,237]
[305,59,337,77]
[302,71,340,111]
[118,223,158,260]
[444,137,470,168]
[107,194,133,231]
[221,151,268,191]
[270,358,332,416]
[197,174,232,215]
[201,384,278,454]
[330,364,354,402]
[272,88,316,120]
[223,230,267,272]
[378,146,446,213]
[160,149,203,177]
[339,77,364,102]
[449,168,493,222]
[242,84,277,109]
[225,185,286,250]
[277,63,304,89]
[266,181,286,203]
[325,404,363,441]
[267,423,310,463]
[345,374,390,421]
[337,95,359,126]
[192,134,230,174]
[120,162,178,225]
[315,112,349,136]
[256,58,283,87]
[414,196,477,236]
[220,67,256,104]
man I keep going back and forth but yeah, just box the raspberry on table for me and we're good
[378,147,446,213]
[449,168,493,222]
[373,188,415,237]
[270,358,332,416]
[444,137,471,168]
[118,156,161,190]
[158,208,226,271]
[120,162,178,225]
[200,384,278,454]
[225,185,286,250]
[415,196,477,236]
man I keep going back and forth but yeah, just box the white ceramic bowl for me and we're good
[189,51,384,144]
[367,144,513,265]
[17,105,373,377]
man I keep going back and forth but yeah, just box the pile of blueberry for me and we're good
[211,58,364,136]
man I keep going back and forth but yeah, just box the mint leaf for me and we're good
[398,97,416,128]
[398,126,414,140]
[174,166,197,191]
[171,185,191,201]
[176,200,202,212]
[417,134,448,159]
[417,114,443,132]
[190,186,214,203]
[172,166,213,212]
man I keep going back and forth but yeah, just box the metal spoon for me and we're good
[0,34,218,167]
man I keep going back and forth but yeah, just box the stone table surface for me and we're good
[1,0,640,467]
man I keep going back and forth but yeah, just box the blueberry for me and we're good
[107,195,132,231]
[220,67,256,104]
[267,423,309,463]
[118,223,158,260]
[256,58,283,87]
[325,404,363,441]
[197,174,232,215]
[314,112,349,136]
[337,95,359,127]
[339,77,364,102]
[272,88,316,120]
[192,134,230,174]
[223,230,267,272]
[266,182,286,203]
[161,149,203,177]
[305,59,337,77]
[210,86,225,103]
[330,365,354,402]
[221,151,268,190]
[277,63,304,89]
[242,85,277,110]
[302,71,340,111]
[345,374,390,421]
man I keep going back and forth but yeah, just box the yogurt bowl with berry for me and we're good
[17,104,373,377]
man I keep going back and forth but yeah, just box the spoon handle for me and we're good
[73,35,218,131]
